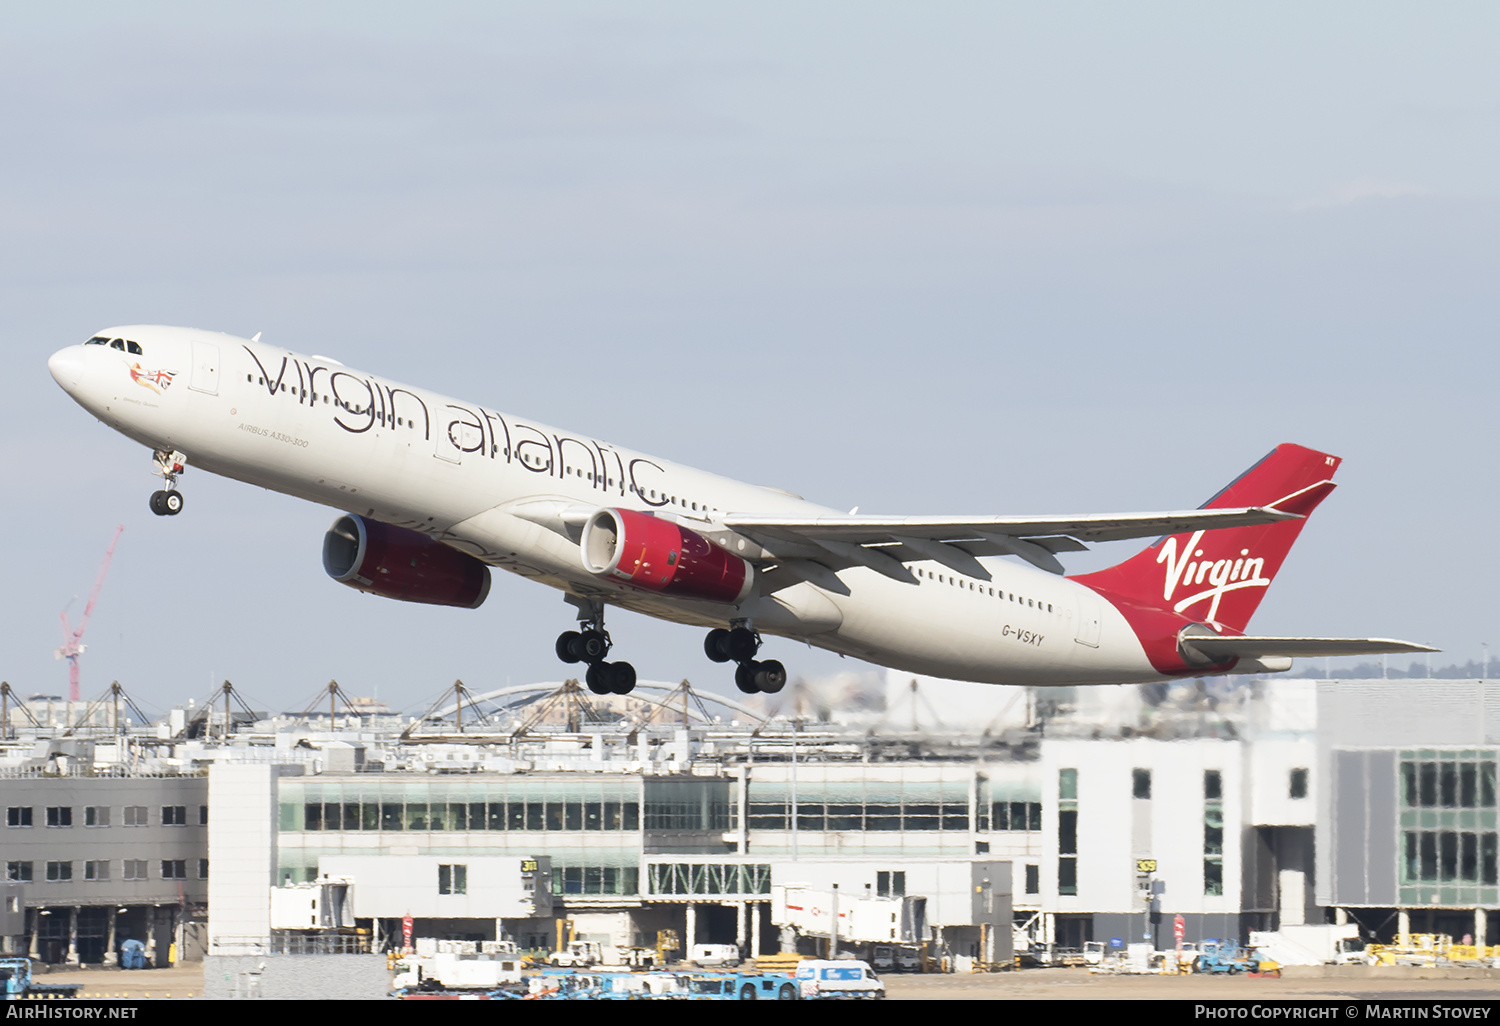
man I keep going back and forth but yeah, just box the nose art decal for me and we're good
[128,363,177,394]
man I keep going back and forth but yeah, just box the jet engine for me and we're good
[580,507,753,604]
[322,514,491,609]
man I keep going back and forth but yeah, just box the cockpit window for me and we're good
[85,336,109,345]
[109,339,124,351]
[126,340,142,354]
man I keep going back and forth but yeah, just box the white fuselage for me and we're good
[49,326,1161,686]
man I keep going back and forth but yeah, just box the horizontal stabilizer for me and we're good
[725,505,1298,546]
[1181,636,1439,661]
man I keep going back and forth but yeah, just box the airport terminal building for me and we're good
[2,675,1496,963]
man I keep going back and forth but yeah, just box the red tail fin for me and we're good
[1069,443,1340,633]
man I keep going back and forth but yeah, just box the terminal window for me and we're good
[84,806,110,827]
[1204,770,1225,896]
[45,861,72,882]
[162,806,187,826]
[123,860,148,881]
[438,864,467,895]
[6,808,31,828]
[45,807,71,827]
[161,860,186,880]
[1132,769,1152,800]
[1289,768,1309,799]
[5,862,31,882]
[124,806,148,827]
[1058,769,1079,896]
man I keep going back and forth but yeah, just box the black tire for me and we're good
[704,628,732,663]
[608,661,637,695]
[163,491,184,515]
[584,663,611,695]
[556,631,583,664]
[726,627,759,662]
[755,659,787,694]
[739,984,756,1001]
[735,661,761,694]
[149,491,168,516]
[580,629,610,663]
[778,983,796,1000]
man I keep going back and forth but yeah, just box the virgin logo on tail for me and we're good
[1156,529,1271,627]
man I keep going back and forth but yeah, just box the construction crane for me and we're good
[55,525,124,703]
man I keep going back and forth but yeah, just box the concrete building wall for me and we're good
[208,763,302,953]
[319,854,552,919]
[0,775,209,906]
[203,954,390,999]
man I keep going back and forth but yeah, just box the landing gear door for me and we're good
[189,342,220,395]
[1075,592,1102,648]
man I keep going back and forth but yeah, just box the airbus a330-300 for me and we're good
[48,326,1433,696]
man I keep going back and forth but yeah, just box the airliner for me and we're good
[47,326,1433,696]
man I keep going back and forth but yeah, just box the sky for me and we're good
[3,2,1497,720]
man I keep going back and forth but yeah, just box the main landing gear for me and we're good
[149,449,187,517]
[705,624,786,694]
[556,597,637,696]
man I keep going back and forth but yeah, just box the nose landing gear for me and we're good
[149,449,187,517]
[557,597,637,695]
[706,624,786,694]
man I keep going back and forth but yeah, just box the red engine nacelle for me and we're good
[322,514,491,609]
[581,508,753,605]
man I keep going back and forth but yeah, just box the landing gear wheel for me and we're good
[163,491,183,515]
[585,663,611,695]
[755,659,787,694]
[607,661,637,695]
[556,631,583,664]
[725,627,759,663]
[579,629,610,663]
[704,628,732,663]
[149,491,168,516]
[735,662,761,694]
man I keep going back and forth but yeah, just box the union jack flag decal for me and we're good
[129,363,176,394]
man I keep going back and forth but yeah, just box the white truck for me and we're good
[689,943,742,968]
[1249,925,1365,966]
[550,940,609,967]
[795,959,885,1000]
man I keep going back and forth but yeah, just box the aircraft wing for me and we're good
[722,506,1300,577]
[1180,636,1439,660]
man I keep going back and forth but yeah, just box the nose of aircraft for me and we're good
[48,346,85,394]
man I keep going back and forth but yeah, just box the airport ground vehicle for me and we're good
[794,959,885,999]
[549,940,607,967]
[1195,939,1264,974]
[688,943,742,968]
[0,959,80,999]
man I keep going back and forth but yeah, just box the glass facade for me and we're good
[281,778,644,833]
[1398,750,1500,906]
[646,862,771,897]
[746,777,969,833]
